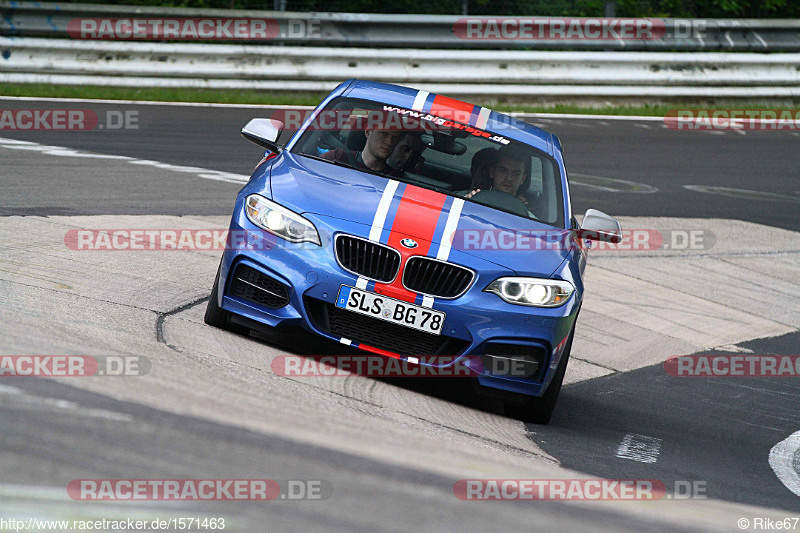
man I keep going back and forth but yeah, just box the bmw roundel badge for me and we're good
[400,238,418,249]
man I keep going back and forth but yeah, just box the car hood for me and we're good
[270,153,571,277]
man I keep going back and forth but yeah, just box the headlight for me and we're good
[485,277,574,307]
[245,194,321,245]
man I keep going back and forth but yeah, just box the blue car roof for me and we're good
[333,79,555,156]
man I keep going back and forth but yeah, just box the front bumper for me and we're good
[216,206,580,399]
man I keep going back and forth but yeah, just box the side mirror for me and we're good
[241,118,284,153]
[579,209,622,243]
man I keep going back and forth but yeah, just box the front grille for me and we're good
[403,257,474,298]
[335,235,400,283]
[229,264,290,309]
[306,298,468,357]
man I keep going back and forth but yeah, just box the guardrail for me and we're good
[2,37,799,99]
[2,1,800,51]
[1,2,799,100]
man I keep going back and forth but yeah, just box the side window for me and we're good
[528,156,544,193]
[520,155,561,226]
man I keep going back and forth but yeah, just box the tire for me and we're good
[204,260,249,335]
[204,261,229,328]
[506,322,576,425]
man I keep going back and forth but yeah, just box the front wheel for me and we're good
[505,323,575,425]
[204,260,248,335]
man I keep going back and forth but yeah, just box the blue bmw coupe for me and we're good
[205,79,621,423]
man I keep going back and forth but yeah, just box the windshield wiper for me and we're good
[297,152,433,188]
[298,153,452,196]
[299,153,355,170]
[297,152,394,180]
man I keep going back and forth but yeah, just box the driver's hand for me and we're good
[465,188,481,199]
[516,195,528,206]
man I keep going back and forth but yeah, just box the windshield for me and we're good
[291,97,565,228]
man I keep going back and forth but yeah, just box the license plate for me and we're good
[335,285,445,335]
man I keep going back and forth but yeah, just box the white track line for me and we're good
[0,383,132,422]
[0,137,250,184]
[616,433,663,464]
[769,430,800,497]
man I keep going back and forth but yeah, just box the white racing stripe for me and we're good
[436,198,464,262]
[416,198,465,309]
[475,107,492,129]
[769,430,800,497]
[412,90,430,111]
[358,180,399,290]
[368,180,399,242]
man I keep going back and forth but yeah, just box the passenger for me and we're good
[468,147,498,191]
[387,131,426,176]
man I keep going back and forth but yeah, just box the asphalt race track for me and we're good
[1,97,799,532]
[1,98,798,230]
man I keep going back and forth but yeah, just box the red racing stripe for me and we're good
[429,95,476,124]
[356,343,402,360]
[373,184,447,303]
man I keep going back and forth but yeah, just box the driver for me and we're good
[322,121,401,173]
[464,146,528,202]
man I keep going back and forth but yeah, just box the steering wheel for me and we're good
[469,190,529,217]
[527,190,546,221]
[318,131,347,152]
